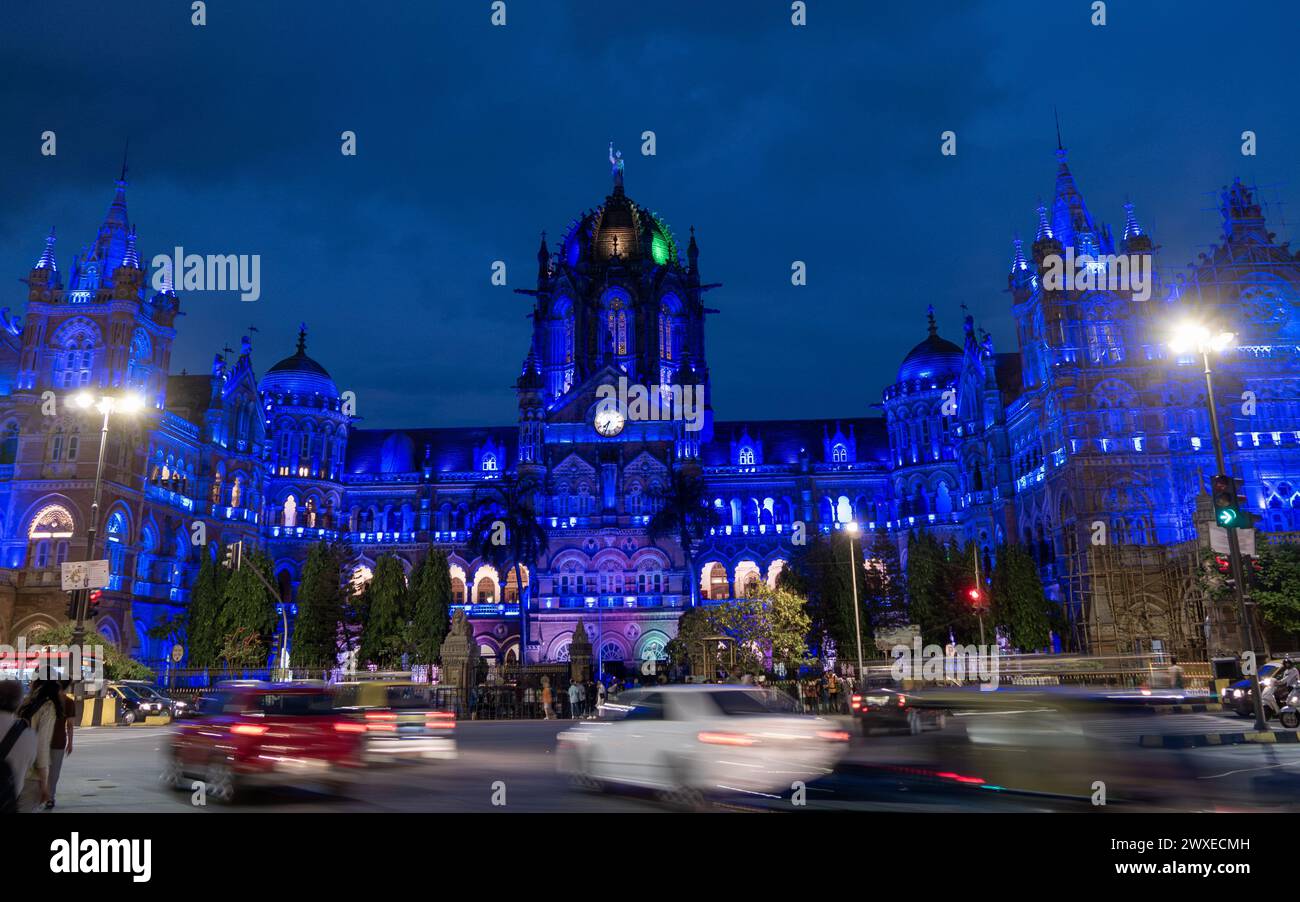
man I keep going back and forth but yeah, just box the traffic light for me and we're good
[87,589,102,617]
[966,587,988,611]
[221,541,242,570]
[1211,474,1241,529]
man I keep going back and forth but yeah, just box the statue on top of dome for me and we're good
[609,141,624,189]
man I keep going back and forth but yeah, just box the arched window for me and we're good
[127,328,152,391]
[704,563,729,600]
[606,300,629,356]
[831,443,848,463]
[482,452,498,472]
[600,641,624,664]
[50,428,63,462]
[475,575,496,604]
[52,320,96,388]
[738,446,755,466]
[29,504,74,539]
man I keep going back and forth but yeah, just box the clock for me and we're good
[594,406,625,437]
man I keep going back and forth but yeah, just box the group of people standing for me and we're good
[537,675,626,720]
[800,671,846,714]
[1,678,76,814]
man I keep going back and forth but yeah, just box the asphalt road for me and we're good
[42,709,1300,814]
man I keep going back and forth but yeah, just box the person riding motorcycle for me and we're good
[1263,658,1300,717]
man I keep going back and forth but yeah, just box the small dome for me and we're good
[896,311,962,384]
[259,327,338,398]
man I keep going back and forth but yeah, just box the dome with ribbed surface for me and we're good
[259,326,338,398]
[560,186,678,269]
[896,309,962,384]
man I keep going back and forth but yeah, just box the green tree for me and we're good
[649,468,721,608]
[294,541,350,669]
[782,533,854,658]
[466,474,548,654]
[410,549,453,665]
[359,554,409,668]
[667,584,812,677]
[214,548,278,668]
[29,623,154,681]
[186,552,227,667]
[905,531,955,644]
[1254,542,1300,640]
[989,543,1054,650]
[862,527,906,638]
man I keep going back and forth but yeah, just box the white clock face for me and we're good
[594,407,625,437]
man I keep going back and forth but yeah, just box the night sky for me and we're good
[1,1,1297,429]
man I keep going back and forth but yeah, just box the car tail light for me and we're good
[850,694,862,711]
[230,724,268,737]
[364,711,397,732]
[426,711,455,729]
[936,771,986,785]
[898,694,906,707]
[697,731,758,747]
[334,721,367,734]
[816,730,850,742]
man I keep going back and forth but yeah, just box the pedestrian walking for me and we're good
[827,671,841,712]
[567,680,583,719]
[595,678,607,718]
[45,681,75,809]
[15,679,61,812]
[541,678,555,720]
[0,680,37,815]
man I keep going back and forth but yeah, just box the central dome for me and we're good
[896,311,962,384]
[561,186,678,269]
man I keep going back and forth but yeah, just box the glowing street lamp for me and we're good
[68,391,146,652]
[1169,322,1266,731]
[845,521,865,684]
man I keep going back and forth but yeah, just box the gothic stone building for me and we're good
[2,146,1297,668]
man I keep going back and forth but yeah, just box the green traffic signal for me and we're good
[1211,474,1241,530]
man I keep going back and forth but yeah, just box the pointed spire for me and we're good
[120,139,130,183]
[122,225,140,269]
[926,304,937,337]
[296,323,308,355]
[1035,201,1053,240]
[1009,234,1028,273]
[1122,199,1143,240]
[537,230,550,282]
[156,252,175,294]
[35,227,57,271]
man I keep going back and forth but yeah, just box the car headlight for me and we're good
[1233,689,1244,698]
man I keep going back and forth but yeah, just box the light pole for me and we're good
[845,521,865,684]
[1169,323,1267,732]
[68,391,144,652]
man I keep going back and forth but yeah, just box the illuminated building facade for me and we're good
[1,145,1296,665]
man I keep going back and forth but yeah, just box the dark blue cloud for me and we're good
[1,0,1296,426]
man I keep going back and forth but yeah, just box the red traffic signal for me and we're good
[967,588,981,601]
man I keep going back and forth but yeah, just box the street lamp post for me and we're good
[845,521,865,684]
[1170,324,1267,733]
[69,391,144,652]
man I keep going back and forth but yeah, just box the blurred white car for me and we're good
[556,685,849,805]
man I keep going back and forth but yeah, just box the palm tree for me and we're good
[649,467,720,607]
[466,474,548,663]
